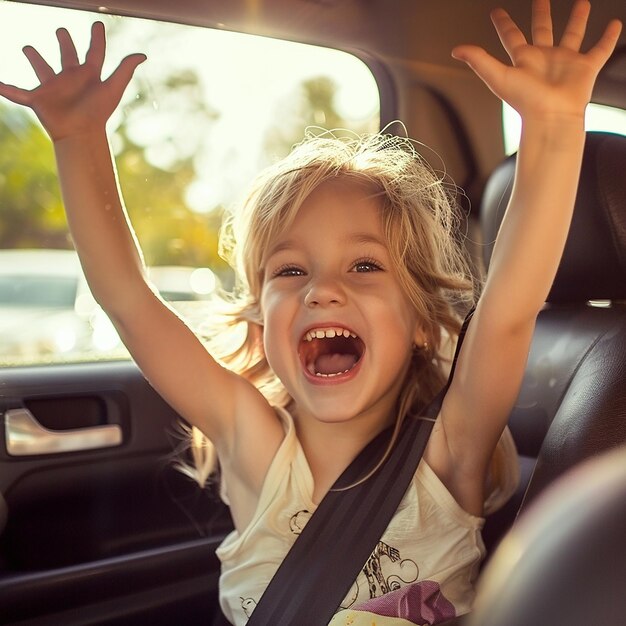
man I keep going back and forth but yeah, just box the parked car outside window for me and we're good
[0,249,226,365]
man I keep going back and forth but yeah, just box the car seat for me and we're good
[479,131,626,555]
[468,443,626,626]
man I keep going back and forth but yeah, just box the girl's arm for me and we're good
[0,23,282,463]
[428,0,622,514]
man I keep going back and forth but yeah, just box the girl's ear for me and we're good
[413,326,428,351]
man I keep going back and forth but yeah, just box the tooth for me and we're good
[305,327,359,342]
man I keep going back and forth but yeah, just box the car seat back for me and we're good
[479,131,626,551]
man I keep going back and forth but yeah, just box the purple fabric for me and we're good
[354,580,456,625]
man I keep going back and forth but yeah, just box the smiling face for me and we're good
[260,178,423,431]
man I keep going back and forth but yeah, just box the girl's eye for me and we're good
[272,265,306,278]
[351,259,383,273]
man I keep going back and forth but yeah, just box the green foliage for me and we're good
[113,126,227,272]
[0,106,68,249]
[0,96,228,274]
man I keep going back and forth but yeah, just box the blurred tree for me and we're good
[111,69,227,272]
[0,70,229,276]
[0,105,68,249]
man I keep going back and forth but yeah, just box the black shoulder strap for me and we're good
[245,310,474,626]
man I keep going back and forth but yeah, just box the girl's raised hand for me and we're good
[452,0,622,121]
[0,21,145,141]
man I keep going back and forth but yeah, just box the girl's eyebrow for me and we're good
[351,233,387,248]
[267,232,387,259]
[266,239,297,260]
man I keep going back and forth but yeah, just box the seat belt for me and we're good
[242,310,474,626]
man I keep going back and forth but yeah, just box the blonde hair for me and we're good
[180,129,477,486]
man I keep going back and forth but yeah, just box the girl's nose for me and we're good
[304,276,346,308]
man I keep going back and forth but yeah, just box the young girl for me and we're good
[0,1,620,624]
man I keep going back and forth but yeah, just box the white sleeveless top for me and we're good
[216,407,516,625]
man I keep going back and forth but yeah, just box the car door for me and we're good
[0,360,232,625]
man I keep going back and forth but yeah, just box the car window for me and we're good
[0,1,380,367]
[503,101,626,154]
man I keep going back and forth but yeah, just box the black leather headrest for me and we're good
[480,132,626,303]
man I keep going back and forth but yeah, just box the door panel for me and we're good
[0,361,232,625]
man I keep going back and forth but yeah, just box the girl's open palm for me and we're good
[452,0,622,120]
[0,21,145,141]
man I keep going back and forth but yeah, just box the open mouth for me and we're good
[299,327,365,378]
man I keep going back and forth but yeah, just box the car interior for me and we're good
[0,0,625,624]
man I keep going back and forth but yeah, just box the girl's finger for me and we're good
[491,8,527,61]
[452,45,507,100]
[585,19,623,68]
[559,0,591,51]
[57,27,80,68]
[85,21,106,73]
[531,0,553,47]
[22,46,55,83]
[0,81,32,107]
[103,52,146,97]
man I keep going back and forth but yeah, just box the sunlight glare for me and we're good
[503,101,626,155]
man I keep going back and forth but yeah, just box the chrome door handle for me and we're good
[4,408,123,456]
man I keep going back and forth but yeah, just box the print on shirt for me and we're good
[289,509,419,609]
[338,539,419,609]
[289,509,312,535]
[240,597,257,619]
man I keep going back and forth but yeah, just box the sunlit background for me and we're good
[0,0,380,365]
